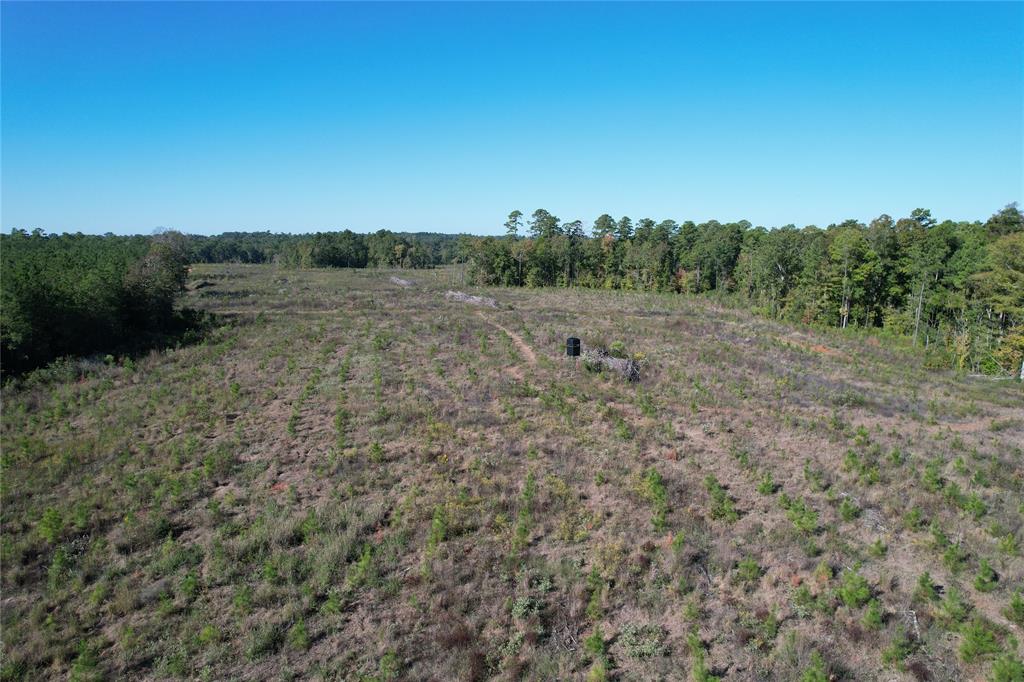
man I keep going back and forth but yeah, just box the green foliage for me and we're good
[704,475,739,523]
[839,497,860,521]
[838,570,871,609]
[914,572,939,603]
[923,459,944,492]
[1,230,195,374]
[974,559,998,592]
[903,507,924,530]
[881,628,918,668]
[943,542,970,573]
[464,204,1024,374]
[369,442,384,463]
[510,595,540,620]
[1005,591,1024,627]
[998,533,1019,557]
[862,599,883,630]
[940,586,971,625]
[781,495,818,534]
[688,632,720,682]
[246,622,286,660]
[619,623,666,659]
[583,624,606,659]
[736,557,761,584]
[347,544,374,588]
[47,547,72,590]
[586,660,608,682]
[287,619,310,651]
[800,652,829,682]
[427,506,448,555]
[38,507,64,545]
[191,229,452,269]
[959,619,1001,663]
[640,468,669,530]
[990,653,1024,682]
[377,650,401,681]
[69,641,101,682]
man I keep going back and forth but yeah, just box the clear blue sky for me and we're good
[2,2,1021,236]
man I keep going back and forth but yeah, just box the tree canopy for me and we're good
[464,204,1024,376]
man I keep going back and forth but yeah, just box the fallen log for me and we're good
[582,347,641,382]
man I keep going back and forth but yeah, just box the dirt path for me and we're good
[477,311,537,367]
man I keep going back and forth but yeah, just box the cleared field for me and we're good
[2,264,1022,681]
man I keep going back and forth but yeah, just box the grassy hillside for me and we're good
[2,264,1022,681]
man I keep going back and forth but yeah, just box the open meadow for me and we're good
[2,264,1022,681]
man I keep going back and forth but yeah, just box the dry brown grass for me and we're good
[1,263,1021,680]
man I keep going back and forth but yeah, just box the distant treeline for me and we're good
[1,229,198,375]
[0,228,460,374]
[463,206,1024,376]
[189,230,461,268]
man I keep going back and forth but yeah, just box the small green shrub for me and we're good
[923,459,944,492]
[862,599,883,630]
[940,586,971,625]
[943,543,969,574]
[782,496,818,534]
[959,619,1001,663]
[377,650,400,681]
[287,620,310,651]
[903,507,924,529]
[736,557,761,584]
[619,623,666,659]
[246,622,285,660]
[914,572,939,603]
[583,624,606,659]
[511,596,539,620]
[427,506,448,555]
[704,475,739,523]
[586,660,608,682]
[347,544,374,588]
[800,651,829,682]
[974,559,998,593]
[38,508,64,545]
[838,570,871,609]
[998,534,1020,557]
[640,468,669,531]
[881,628,917,668]
[688,631,720,682]
[989,653,1024,682]
[1005,591,1024,627]
[839,498,860,522]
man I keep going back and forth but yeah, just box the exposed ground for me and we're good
[2,264,1022,681]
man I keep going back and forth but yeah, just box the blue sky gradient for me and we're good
[2,2,1021,235]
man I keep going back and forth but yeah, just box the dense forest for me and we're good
[0,229,459,375]
[3,210,1022,377]
[188,230,461,268]
[462,206,1024,376]
[0,230,200,375]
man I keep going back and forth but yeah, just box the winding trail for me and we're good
[477,311,537,368]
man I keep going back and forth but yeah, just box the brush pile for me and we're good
[445,290,497,308]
